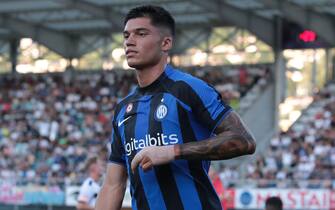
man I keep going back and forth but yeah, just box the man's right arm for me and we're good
[95,163,127,210]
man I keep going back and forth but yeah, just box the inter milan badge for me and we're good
[126,103,133,113]
[155,103,168,121]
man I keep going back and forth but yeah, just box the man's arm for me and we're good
[95,163,127,210]
[175,110,256,160]
[131,111,256,172]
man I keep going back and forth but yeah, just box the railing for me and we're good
[222,179,335,189]
[0,204,75,210]
[1,177,334,189]
[1,178,334,210]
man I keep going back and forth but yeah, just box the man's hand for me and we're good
[131,145,175,172]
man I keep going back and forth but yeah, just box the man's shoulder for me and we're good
[166,66,209,91]
[81,177,99,189]
[82,177,93,186]
[80,178,91,189]
[167,66,193,80]
[168,66,206,84]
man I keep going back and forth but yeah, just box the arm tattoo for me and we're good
[174,111,256,160]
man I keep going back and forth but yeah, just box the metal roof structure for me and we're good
[0,0,334,58]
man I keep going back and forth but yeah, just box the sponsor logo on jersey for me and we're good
[125,133,178,156]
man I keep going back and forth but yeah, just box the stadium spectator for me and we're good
[76,156,103,210]
[209,167,227,209]
[265,196,283,210]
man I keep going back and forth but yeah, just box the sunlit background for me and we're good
[1,29,330,131]
[1,1,335,209]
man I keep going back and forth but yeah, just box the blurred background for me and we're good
[0,0,335,209]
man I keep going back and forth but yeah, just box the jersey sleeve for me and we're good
[77,180,94,204]
[186,80,232,132]
[109,121,126,165]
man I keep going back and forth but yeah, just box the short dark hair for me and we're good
[124,5,175,37]
[265,196,283,210]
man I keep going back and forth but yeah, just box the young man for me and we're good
[95,5,256,210]
[77,156,103,210]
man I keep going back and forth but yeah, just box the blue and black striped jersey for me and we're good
[109,64,232,210]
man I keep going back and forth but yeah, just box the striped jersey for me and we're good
[109,64,232,210]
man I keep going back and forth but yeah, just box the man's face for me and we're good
[123,17,170,69]
[91,161,103,178]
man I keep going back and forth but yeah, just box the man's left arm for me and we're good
[131,111,256,172]
[174,110,256,160]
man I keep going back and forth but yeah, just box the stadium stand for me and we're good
[0,65,268,186]
[0,0,334,209]
[232,82,335,189]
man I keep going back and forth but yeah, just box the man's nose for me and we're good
[125,34,135,46]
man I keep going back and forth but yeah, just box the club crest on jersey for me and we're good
[126,103,133,113]
[155,103,168,120]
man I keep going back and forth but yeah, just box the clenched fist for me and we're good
[131,145,175,172]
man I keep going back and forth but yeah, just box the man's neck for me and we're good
[136,59,167,88]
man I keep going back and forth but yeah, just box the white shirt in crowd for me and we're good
[77,177,100,208]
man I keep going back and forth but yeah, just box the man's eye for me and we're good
[139,32,146,36]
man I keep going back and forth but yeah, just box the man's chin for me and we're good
[127,61,145,70]
[126,59,159,70]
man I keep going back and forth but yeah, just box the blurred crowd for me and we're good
[0,65,268,187]
[240,83,335,189]
[185,65,270,110]
[0,70,134,186]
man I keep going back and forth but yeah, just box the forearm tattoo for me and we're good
[174,111,256,160]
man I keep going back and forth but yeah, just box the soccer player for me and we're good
[95,5,256,210]
[77,156,102,210]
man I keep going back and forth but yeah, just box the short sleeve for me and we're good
[109,121,126,165]
[187,81,232,132]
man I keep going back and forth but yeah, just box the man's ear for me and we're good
[161,36,173,52]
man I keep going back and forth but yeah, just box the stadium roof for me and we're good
[0,0,334,58]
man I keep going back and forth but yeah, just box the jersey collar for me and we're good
[137,64,174,94]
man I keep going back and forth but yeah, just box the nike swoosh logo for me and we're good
[118,116,132,127]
